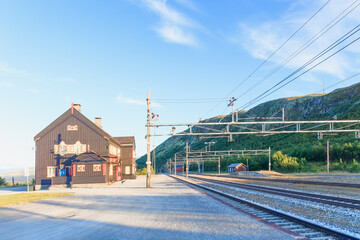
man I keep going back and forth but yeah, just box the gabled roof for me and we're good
[34,107,121,148]
[72,152,107,163]
[227,163,247,168]
[114,136,135,147]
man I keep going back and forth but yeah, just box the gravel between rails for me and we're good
[188,176,360,238]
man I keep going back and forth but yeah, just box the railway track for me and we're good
[198,173,360,189]
[170,175,359,240]
[189,175,360,210]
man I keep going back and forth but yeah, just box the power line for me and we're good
[234,0,360,106]
[239,26,360,110]
[200,0,332,119]
[316,72,360,94]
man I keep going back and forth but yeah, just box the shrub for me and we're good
[0,177,6,186]
[272,151,300,172]
[346,159,360,173]
[136,167,155,175]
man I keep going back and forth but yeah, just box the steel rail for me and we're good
[169,175,359,240]
[199,173,360,189]
[189,175,360,210]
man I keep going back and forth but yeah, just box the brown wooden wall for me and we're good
[35,115,109,185]
[120,145,136,178]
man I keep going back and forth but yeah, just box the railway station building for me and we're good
[34,103,136,189]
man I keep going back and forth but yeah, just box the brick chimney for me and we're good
[94,117,102,128]
[73,104,81,112]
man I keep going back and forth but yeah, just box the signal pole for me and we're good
[327,141,330,174]
[186,141,189,179]
[268,147,271,172]
[218,156,221,175]
[170,158,172,174]
[146,92,151,188]
[174,154,177,175]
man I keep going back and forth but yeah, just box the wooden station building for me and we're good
[34,104,137,189]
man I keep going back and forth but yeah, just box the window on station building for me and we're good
[59,141,66,154]
[93,164,101,172]
[109,164,113,175]
[74,141,82,154]
[77,165,85,172]
[47,166,56,177]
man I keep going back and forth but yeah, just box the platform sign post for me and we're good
[24,167,29,192]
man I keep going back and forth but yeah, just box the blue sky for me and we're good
[1,0,360,170]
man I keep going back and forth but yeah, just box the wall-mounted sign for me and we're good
[54,140,87,155]
[67,125,78,131]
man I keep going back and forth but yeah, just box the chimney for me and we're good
[94,117,102,128]
[73,104,81,112]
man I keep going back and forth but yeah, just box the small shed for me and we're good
[227,163,247,173]
[175,164,184,173]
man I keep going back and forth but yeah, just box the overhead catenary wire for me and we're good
[234,0,360,103]
[238,24,360,111]
[243,33,360,110]
[200,0,332,119]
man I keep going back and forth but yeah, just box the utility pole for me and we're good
[186,141,189,179]
[146,92,151,188]
[247,159,249,171]
[282,107,285,121]
[218,156,221,175]
[268,147,271,172]
[327,141,330,174]
[202,160,204,173]
[170,158,172,174]
[174,154,177,176]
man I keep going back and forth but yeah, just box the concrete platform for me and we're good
[0,175,294,240]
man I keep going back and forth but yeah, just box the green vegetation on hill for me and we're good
[137,82,360,173]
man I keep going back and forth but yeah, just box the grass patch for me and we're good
[0,192,73,207]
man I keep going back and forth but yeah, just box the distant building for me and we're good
[114,137,136,179]
[175,164,184,173]
[34,103,136,189]
[227,163,247,173]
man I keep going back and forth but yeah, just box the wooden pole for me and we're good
[186,142,189,179]
[327,141,330,174]
[146,92,151,188]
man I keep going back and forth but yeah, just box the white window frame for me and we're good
[109,164,113,175]
[77,165,85,172]
[125,166,130,175]
[93,164,101,172]
[47,166,56,178]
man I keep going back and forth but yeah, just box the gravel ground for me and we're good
[189,176,360,238]
[211,175,360,199]
[0,175,294,240]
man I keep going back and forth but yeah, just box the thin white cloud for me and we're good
[174,0,197,10]
[116,93,161,107]
[0,63,28,76]
[28,88,40,94]
[138,0,199,46]
[231,0,360,78]
[0,82,13,87]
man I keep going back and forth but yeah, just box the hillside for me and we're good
[137,82,360,173]
[0,167,35,184]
